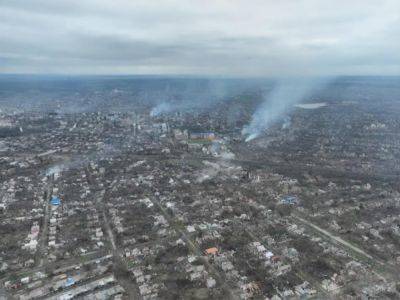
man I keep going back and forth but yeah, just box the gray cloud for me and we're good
[0,0,399,75]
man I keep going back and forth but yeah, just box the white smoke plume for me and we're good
[150,102,176,117]
[148,79,260,117]
[242,77,328,142]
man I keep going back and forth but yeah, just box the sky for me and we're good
[0,0,399,76]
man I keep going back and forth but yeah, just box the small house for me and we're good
[205,247,218,255]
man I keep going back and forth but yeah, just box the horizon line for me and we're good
[0,73,399,79]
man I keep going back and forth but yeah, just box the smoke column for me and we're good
[149,79,257,117]
[150,102,175,117]
[242,77,328,142]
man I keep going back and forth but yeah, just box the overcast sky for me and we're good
[0,0,399,76]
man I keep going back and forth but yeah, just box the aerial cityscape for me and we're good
[0,76,400,299]
[1,0,400,299]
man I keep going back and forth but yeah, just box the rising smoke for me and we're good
[150,102,176,117]
[149,80,228,116]
[242,77,329,142]
[148,79,260,117]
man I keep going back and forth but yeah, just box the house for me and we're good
[23,239,38,251]
[221,261,234,271]
[190,132,216,141]
[21,277,30,284]
[95,228,103,238]
[281,195,299,205]
[271,255,281,263]
[264,251,274,260]
[205,247,218,255]
[207,277,216,288]
[51,196,61,206]
[65,277,75,287]
[186,225,196,233]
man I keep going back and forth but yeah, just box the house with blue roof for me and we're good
[281,195,299,205]
[65,277,75,287]
[50,196,61,206]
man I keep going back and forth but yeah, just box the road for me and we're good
[86,169,140,300]
[292,213,400,282]
[293,214,373,260]
[102,210,116,251]
[36,179,54,267]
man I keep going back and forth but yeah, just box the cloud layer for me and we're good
[0,0,399,75]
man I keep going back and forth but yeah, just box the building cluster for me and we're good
[1,94,400,299]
